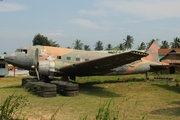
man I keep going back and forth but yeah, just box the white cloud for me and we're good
[78,9,107,17]
[46,31,65,37]
[71,18,104,29]
[0,3,27,12]
[102,0,180,20]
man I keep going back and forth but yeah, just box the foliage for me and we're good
[106,44,113,50]
[32,33,60,47]
[96,100,119,120]
[137,42,146,50]
[84,45,91,51]
[146,39,157,49]
[94,40,103,51]
[123,35,134,50]
[170,37,180,48]
[160,40,169,48]
[0,94,29,120]
[119,43,125,50]
[73,39,84,50]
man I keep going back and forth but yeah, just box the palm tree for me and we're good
[123,35,134,50]
[170,37,180,48]
[106,44,113,50]
[160,40,169,48]
[73,39,83,50]
[137,42,146,50]
[84,45,91,51]
[94,40,103,51]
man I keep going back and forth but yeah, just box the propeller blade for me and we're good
[34,48,40,80]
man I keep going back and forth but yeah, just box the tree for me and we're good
[72,39,83,50]
[84,45,91,51]
[32,33,59,47]
[137,42,146,50]
[160,40,169,49]
[119,43,125,50]
[106,44,113,50]
[94,40,103,51]
[146,39,157,49]
[48,40,60,47]
[123,35,134,50]
[170,37,180,48]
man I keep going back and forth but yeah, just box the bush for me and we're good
[0,94,29,120]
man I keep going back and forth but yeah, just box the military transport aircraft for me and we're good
[4,40,163,81]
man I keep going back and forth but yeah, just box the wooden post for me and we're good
[13,66,15,77]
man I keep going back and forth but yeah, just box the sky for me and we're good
[1,0,180,53]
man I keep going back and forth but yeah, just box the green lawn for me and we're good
[1,74,180,120]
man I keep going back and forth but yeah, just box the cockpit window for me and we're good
[15,49,27,54]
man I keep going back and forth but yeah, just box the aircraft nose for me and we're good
[4,53,16,63]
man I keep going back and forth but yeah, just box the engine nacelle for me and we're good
[38,60,56,76]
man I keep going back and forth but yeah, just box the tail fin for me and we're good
[145,40,159,63]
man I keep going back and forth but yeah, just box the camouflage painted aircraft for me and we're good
[4,40,162,81]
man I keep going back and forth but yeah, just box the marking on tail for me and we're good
[144,40,159,63]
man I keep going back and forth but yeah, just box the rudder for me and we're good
[144,40,159,63]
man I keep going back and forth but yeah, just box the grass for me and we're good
[0,74,180,119]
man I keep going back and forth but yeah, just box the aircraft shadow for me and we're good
[151,84,180,94]
[78,83,121,98]
[150,101,180,116]
[76,78,145,98]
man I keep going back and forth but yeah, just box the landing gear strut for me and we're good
[145,72,149,80]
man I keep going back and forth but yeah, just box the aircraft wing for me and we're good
[59,51,148,76]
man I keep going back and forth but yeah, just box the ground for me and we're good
[0,74,180,120]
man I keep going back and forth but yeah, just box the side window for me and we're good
[0,63,5,69]
[67,57,71,60]
[76,58,80,61]
[57,56,61,59]
[85,59,89,61]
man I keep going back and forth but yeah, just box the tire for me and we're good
[22,78,37,86]
[62,90,79,97]
[63,83,79,91]
[39,91,56,97]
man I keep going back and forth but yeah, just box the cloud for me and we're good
[45,30,65,38]
[71,18,104,29]
[102,0,180,20]
[78,9,107,17]
[0,2,27,12]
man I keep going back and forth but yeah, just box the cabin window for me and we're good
[22,49,27,54]
[15,49,27,54]
[67,57,71,60]
[76,58,80,61]
[85,59,89,61]
[57,56,61,59]
[0,63,5,68]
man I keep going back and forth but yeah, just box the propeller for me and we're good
[32,48,40,80]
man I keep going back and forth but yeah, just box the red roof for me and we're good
[158,49,180,56]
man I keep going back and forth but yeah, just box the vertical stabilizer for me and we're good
[144,40,159,63]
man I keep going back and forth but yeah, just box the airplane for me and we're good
[4,40,163,82]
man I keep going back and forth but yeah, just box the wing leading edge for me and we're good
[59,51,148,76]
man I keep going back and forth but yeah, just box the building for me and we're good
[159,49,180,74]
[0,54,8,77]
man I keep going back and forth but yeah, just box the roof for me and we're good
[158,49,180,56]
